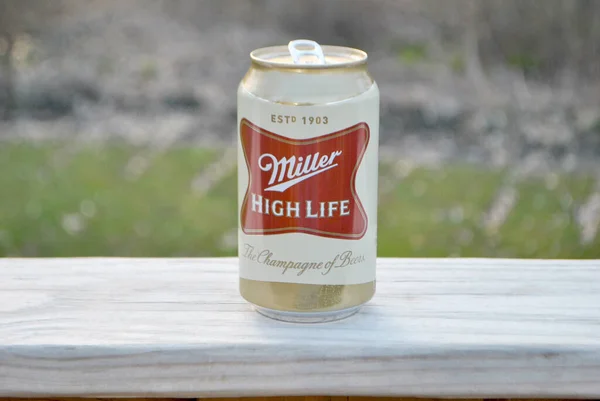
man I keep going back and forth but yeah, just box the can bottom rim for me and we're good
[252,304,362,324]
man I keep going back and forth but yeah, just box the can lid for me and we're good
[251,40,368,69]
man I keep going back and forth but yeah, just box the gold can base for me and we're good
[252,304,361,323]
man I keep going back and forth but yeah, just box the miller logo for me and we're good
[240,118,369,239]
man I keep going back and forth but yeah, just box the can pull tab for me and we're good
[288,39,326,65]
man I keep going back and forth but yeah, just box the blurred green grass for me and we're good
[0,142,598,258]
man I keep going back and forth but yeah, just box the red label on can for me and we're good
[240,118,369,240]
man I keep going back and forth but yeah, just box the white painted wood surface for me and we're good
[0,258,599,398]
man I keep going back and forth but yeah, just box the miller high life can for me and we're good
[237,40,379,323]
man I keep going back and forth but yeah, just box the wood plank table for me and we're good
[0,258,599,401]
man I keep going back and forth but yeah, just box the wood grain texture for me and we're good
[0,258,599,398]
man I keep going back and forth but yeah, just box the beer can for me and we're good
[237,40,379,323]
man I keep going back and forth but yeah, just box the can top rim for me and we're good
[250,45,368,69]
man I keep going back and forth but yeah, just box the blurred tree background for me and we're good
[0,0,599,258]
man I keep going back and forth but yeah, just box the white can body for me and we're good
[237,42,379,322]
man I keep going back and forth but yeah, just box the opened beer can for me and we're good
[237,40,379,323]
